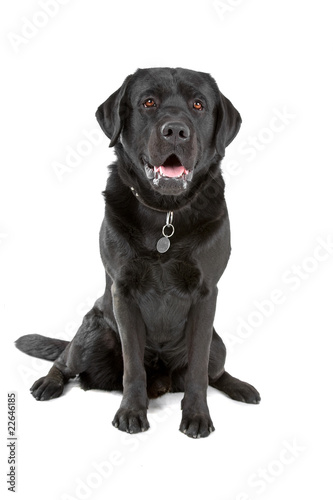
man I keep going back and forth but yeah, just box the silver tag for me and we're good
[156,237,170,253]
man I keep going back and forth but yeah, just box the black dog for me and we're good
[16,67,260,438]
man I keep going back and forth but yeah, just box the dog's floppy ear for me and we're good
[95,74,133,147]
[216,92,242,157]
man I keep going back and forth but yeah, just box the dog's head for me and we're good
[96,67,241,196]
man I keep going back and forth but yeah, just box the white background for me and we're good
[1,1,333,499]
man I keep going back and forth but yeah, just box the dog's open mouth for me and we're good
[155,154,188,178]
[144,154,193,184]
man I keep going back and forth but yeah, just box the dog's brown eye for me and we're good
[144,98,156,108]
[193,100,203,110]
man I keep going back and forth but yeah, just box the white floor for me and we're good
[6,288,332,500]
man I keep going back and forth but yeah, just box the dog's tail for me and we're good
[15,334,69,361]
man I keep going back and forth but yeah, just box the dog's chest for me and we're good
[118,257,207,339]
[120,256,205,297]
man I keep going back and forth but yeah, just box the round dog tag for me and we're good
[156,237,170,253]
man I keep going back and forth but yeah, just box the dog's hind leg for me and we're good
[16,334,73,401]
[30,363,71,401]
[29,328,87,401]
[208,329,261,404]
[28,302,123,401]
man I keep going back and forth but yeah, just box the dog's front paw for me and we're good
[179,410,215,438]
[112,407,150,434]
[30,376,64,401]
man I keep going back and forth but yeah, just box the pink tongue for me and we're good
[160,165,185,178]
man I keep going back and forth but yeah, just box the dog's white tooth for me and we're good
[145,164,154,180]
[153,171,161,186]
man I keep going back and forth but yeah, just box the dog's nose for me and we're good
[161,121,190,142]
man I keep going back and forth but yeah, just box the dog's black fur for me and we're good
[16,68,260,438]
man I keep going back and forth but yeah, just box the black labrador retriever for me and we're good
[16,67,260,438]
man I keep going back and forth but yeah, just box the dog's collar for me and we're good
[130,186,175,254]
[130,186,167,213]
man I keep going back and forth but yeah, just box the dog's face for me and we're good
[96,68,241,196]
